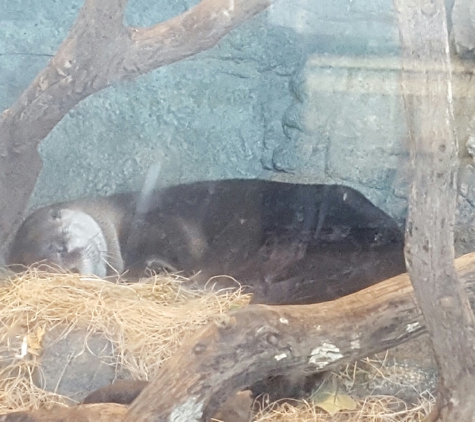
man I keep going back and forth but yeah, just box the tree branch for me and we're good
[127,0,272,71]
[394,0,475,419]
[122,252,475,421]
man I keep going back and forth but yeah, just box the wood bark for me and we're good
[0,0,272,259]
[394,0,475,420]
[4,252,475,421]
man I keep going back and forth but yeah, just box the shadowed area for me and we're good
[123,179,406,305]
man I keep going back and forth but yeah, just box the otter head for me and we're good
[8,206,109,277]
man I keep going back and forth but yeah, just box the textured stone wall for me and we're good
[2,0,475,250]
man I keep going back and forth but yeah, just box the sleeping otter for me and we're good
[8,179,406,304]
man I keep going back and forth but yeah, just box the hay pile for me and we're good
[0,270,434,420]
[253,395,432,421]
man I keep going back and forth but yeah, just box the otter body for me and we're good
[8,179,405,304]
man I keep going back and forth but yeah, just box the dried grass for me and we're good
[0,270,434,420]
[0,269,248,412]
[253,394,433,422]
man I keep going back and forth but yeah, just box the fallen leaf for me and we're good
[312,386,357,416]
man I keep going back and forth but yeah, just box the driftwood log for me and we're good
[4,251,475,422]
[0,0,272,258]
[395,0,475,419]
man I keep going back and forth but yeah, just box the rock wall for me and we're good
[2,0,475,250]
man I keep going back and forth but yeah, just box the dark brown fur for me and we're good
[9,179,406,304]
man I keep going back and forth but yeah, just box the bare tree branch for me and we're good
[127,0,272,70]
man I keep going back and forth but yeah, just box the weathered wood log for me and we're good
[0,0,272,258]
[124,252,475,421]
[395,0,475,420]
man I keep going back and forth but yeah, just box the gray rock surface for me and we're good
[1,0,475,247]
[33,327,125,402]
[452,0,475,57]
[349,335,438,406]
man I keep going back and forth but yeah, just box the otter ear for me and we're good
[50,209,62,220]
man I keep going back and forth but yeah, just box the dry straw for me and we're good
[0,270,434,420]
[253,394,433,422]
